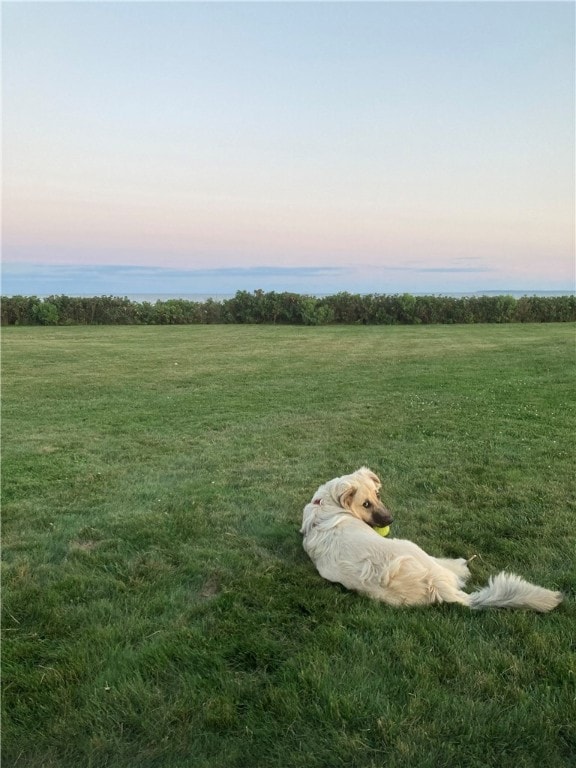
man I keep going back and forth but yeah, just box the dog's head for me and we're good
[334,467,394,528]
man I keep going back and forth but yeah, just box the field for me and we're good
[2,324,575,768]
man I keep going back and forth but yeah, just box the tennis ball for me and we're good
[374,525,390,537]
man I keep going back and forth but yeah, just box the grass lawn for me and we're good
[2,323,575,768]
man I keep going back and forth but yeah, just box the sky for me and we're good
[2,1,575,297]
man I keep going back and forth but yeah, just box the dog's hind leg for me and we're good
[429,578,472,607]
[376,557,471,607]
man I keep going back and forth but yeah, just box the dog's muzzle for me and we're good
[371,508,394,527]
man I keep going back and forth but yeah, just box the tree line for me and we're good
[2,291,575,326]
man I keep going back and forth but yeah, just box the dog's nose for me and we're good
[374,510,394,527]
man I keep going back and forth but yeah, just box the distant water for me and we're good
[122,290,575,303]
[126,294,234,303]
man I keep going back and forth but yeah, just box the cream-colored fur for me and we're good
[301,468,562,612]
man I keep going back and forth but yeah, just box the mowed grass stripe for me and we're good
[2,324,575,768]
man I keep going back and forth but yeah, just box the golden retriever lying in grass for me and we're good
[301,467,562,612]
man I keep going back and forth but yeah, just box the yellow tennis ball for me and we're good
[374,525,390,537]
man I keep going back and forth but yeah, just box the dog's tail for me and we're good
[468,572,562,612]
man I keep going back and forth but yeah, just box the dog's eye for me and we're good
[362,501,371,509]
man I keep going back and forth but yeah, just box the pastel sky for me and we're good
[3,1,575,296]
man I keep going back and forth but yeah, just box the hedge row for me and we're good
[2,291,575,326]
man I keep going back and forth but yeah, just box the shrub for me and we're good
[1,291,574,326]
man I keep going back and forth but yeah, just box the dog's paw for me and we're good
[436,557,471,582]
[454,558,472,584]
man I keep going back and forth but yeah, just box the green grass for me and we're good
[2,324,575,768]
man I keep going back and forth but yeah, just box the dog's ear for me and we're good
[338,482,357,509]
[356,466,381,490]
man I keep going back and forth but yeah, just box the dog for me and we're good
[300,467,562,611]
